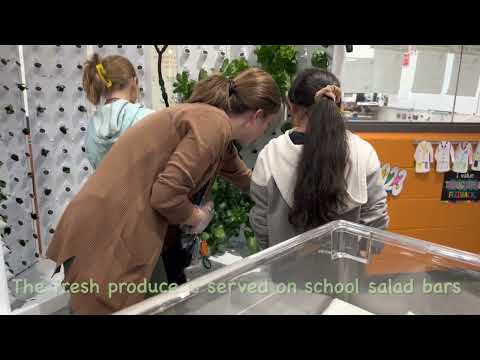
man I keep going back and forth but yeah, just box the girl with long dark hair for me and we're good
[250,68,389,249]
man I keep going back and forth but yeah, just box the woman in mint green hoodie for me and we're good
[83,53,154,169]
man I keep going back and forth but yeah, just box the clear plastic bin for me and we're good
[116,220,480,315]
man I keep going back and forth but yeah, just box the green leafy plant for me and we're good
[172,71,196,102]
[244,226,260,253]
[198,68,209,81]
[200,177,257,254]
[220,58,250,79]
[173,58,250,104]
[254,45,298,95]
[311,49,329,69]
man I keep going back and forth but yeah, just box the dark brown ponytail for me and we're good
[288,68,349,231]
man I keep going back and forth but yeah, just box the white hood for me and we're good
[252,129,380,213]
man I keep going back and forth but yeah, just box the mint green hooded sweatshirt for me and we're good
[85,100,155,169]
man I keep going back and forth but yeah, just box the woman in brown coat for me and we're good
[46,68,282,315]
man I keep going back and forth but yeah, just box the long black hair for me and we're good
[288,68,349,231]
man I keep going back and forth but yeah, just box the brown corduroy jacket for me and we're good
[46,103,251,315]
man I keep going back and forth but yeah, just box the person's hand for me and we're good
[314,85,342,105]
[184,201,215,235]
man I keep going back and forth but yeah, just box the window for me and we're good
[339,45,480,123]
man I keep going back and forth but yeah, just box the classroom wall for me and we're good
[355,132,480,274]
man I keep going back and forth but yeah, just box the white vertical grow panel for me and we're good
[0,228,10,313]
[22,45,92,253]
[0,218,11,313]
[229,45,257,66]
[0,45,38,276]
[176,45,230,82]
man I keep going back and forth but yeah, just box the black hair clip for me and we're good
[228,80,236,96]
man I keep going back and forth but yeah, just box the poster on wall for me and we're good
[441,171,480,202]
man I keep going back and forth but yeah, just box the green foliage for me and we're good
[198,68,209,81]
[201,177,256,255]
[172,57,250,104]
[244,226,260,253]
[172,71,196,101]
[254,45,298,95]
[311,49,329,69]
[220,58,250,79]
[200,137,260,255]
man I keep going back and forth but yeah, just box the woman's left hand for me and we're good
[186,201,215,235]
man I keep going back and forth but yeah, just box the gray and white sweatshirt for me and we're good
[249,129,389,250]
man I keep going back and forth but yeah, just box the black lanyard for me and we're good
[289,131,306,145]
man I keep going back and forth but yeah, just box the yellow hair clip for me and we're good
[96,63,112,88]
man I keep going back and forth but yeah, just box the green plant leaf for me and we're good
[246,233,260,254]
[221,58,249,79]
[198,68,208,81]
[311,49,329,69]
[213,225,226,241]
[255,45,298,94]
[220,58,229,73]
[200,175,256,255]
[172,71,197,102]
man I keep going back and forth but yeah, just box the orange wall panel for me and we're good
[354,131,480,274]
[388,199,479,230]
[389,169,444,199]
